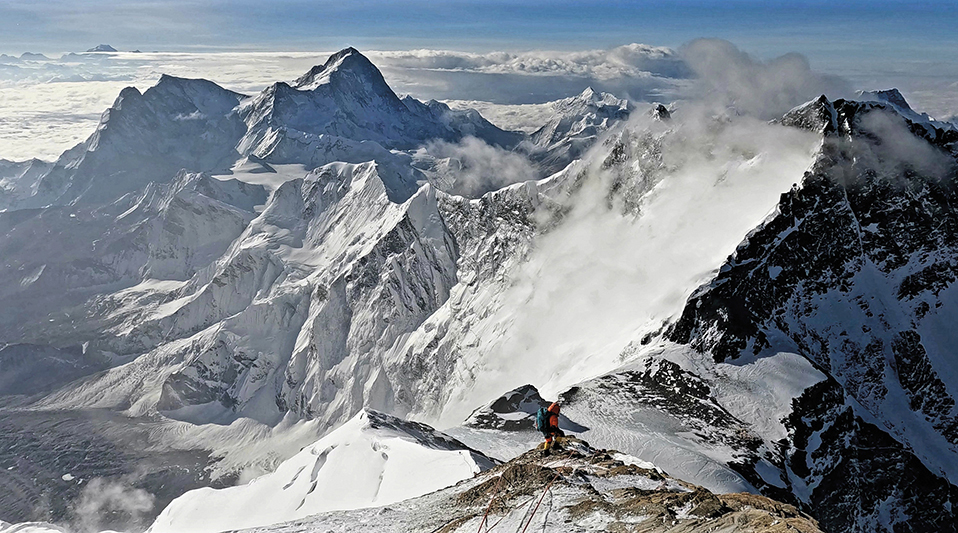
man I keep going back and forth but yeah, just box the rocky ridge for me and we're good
[240,436,822,533]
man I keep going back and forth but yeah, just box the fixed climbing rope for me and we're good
[476,470,507,532]
[476,448,575,533]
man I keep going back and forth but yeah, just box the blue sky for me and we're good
[2,0,956,58]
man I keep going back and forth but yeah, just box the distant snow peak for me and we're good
[857,88,957,130]
[523,86,634,174]
[548,86,631,121]
[19,52,50,61]
[650,103,672,121]
[86,44,117,53]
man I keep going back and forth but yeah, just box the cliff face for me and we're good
[668,96,958,531]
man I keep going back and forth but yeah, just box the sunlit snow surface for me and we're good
[147,410,494,533]
[424,110,822,428]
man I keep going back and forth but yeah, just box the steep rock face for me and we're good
[669,95,958,530]
[275,171,460,425]
[382,180,549,420]
[39,163,461,429]
[785,380,958,533]
[124,172,269,281]
[0,159,53,211]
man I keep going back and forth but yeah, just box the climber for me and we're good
[535,402,565,453]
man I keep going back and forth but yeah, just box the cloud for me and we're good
[369,44,690,104]
[852,108,956,181]
[443,100,556,133]
[680,38,852,119]
[370,43,689,80]
[71,477,155,533]
[423,136,538,197]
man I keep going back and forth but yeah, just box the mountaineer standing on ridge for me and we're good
[536,402,565,454]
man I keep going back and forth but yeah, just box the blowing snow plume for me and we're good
[438,104,822,424]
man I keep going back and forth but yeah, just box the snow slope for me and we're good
[148,410,495,533]
[448,346,825,497]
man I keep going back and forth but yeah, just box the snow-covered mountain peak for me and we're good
[554,85,630,116]
[235,47,520,160]
[148,74,247,116]
[782,94,838,133]
[857,88,911,111]
[784,92,958,139]
[857,88,957,132]
[524,87,634,174]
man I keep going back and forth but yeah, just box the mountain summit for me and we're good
[236,47,519,172]
[293,47,388,91]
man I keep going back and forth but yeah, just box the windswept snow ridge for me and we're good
[148,410,495,533]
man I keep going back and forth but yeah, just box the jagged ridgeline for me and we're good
[0,46,956,533]
[668,91,958,531]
